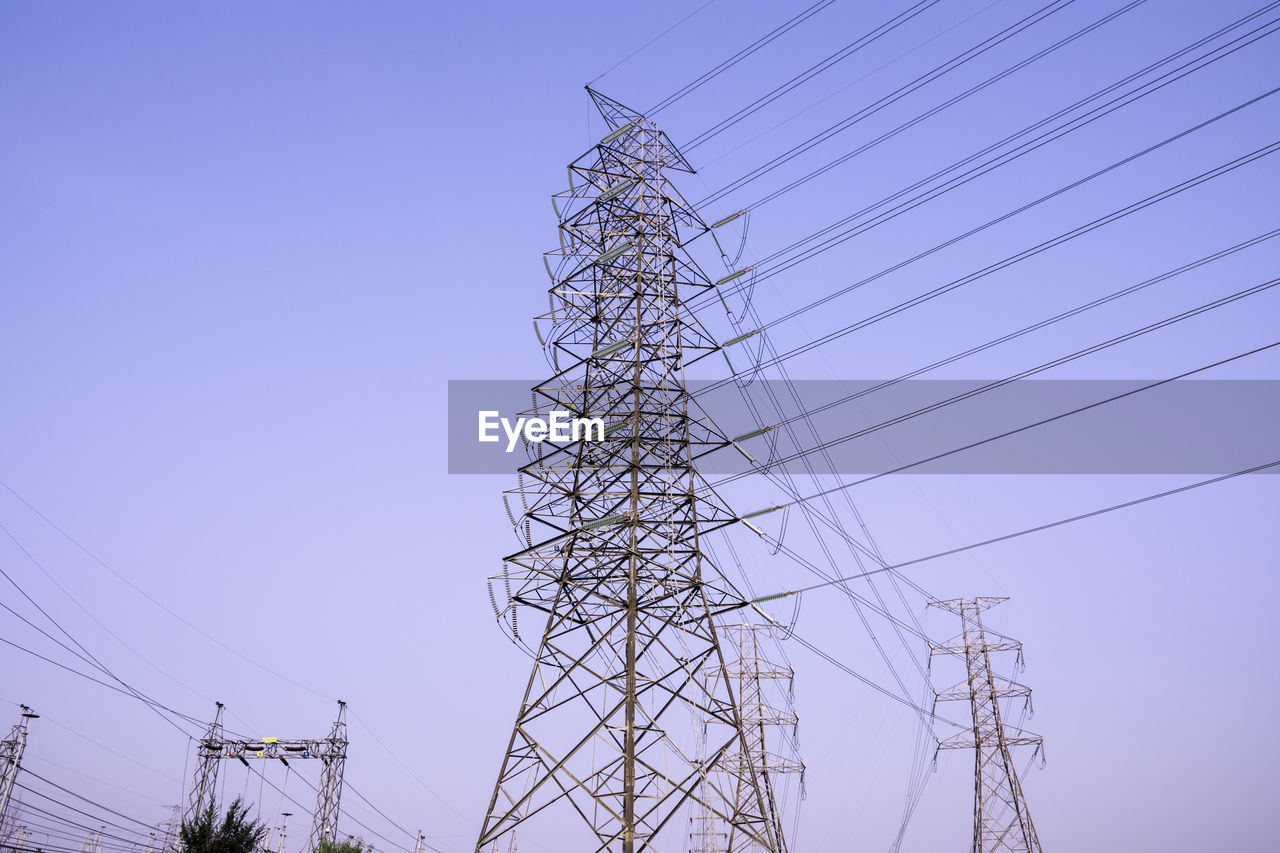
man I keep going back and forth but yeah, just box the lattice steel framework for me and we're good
[930,598,1043,853]
[184,701,348,851]
[0,705,37,845]
[691,625,804,853]
[477,89,783,853]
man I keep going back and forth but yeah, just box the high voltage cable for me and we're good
[348,710,474,828]
[0,477,335,703]
[696,0,1079,205]
[7,818,143,853]
[0,634,197,738]
[12,783,153,839]
[735,339,1280,550]
[711,277,1280,488]
[344,780,446,853]
[750,81,1280,309]
[0,556,201,738]
[5,801,148,849]
[750,227,1280,440]
[747,456,1280,604]
[733,0,1150,209]
[724,337,1279,707]
[784,627,966,730]
[693,133,1280,398]
[737,1,1279,218]
[732,16,1280,280]
[684,0,950,150]
[648,0,839,115]
[588,0,720,85]
[19,770,157,833]
[683,3,1280,319]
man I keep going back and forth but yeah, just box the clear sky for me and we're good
[2,1,1278,852]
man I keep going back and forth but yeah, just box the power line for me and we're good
[696,0,1079,203]
[750,227,1280,439]
[18,771,156,833]
[648,0,839,115]
[588,0,720,85]
[0,478,335,704]
[734,0,1150,209]
[694,133,1280,398]
[712,277,1280,486]
[737,2,1279,219]
[750,456,1280,601]
[684,0,950,150]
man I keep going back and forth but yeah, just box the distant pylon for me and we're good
[184,701,348,851]
[0,706,38,843]
[78,827,103,853]
[930,597,1043,852]
[305,701,348,851]
[477,89,784,852]
[692,624,805,852]
[183,703,225,828]
[158,804,181,853]
[412,831,424,853]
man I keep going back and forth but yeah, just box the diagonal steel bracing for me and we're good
[931,597,1043,853]
[478,90,784,853]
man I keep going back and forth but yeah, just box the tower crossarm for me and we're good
[934,676,1033,704]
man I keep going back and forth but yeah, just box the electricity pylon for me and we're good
[184,701,348,851]
[158,805,182,853]
[78,828,103,853]
[930,597,1043,852]
[0,705,37,843]
[477,89,783,852]
[692,625,805,853]
[306,703,348,852]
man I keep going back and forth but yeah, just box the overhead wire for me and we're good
[733,1,1280,218]
[648,0,840,115]
[693,131,1280,398]
[684,0,951,150]
[709,277,1280,488]
[588,0,721,86]
[737,338,1280,522]
[733,0,1150,210]
[18,770,157,833]
[740,226,1280,440]
[696,0,1081,204]
[0,479,336,704]
[749,455,1280,601]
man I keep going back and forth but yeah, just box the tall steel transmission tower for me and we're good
[184,701,348,851]
[477,89,783,853]
[930,597,1043,853]
[0,705,37,844]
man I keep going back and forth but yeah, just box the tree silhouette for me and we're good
[316,838,370,853]
[179,797,268,853]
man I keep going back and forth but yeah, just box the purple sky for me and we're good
[3,1,1278,851]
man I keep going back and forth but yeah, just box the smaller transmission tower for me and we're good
[306,703,348,852]
[158,805,182,853]
[930,597,1043,853]
[691,624,805,852]
[0,706,38,843]
[184,701,348,851]
[183,704,225,828]
[78,828,103,853]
